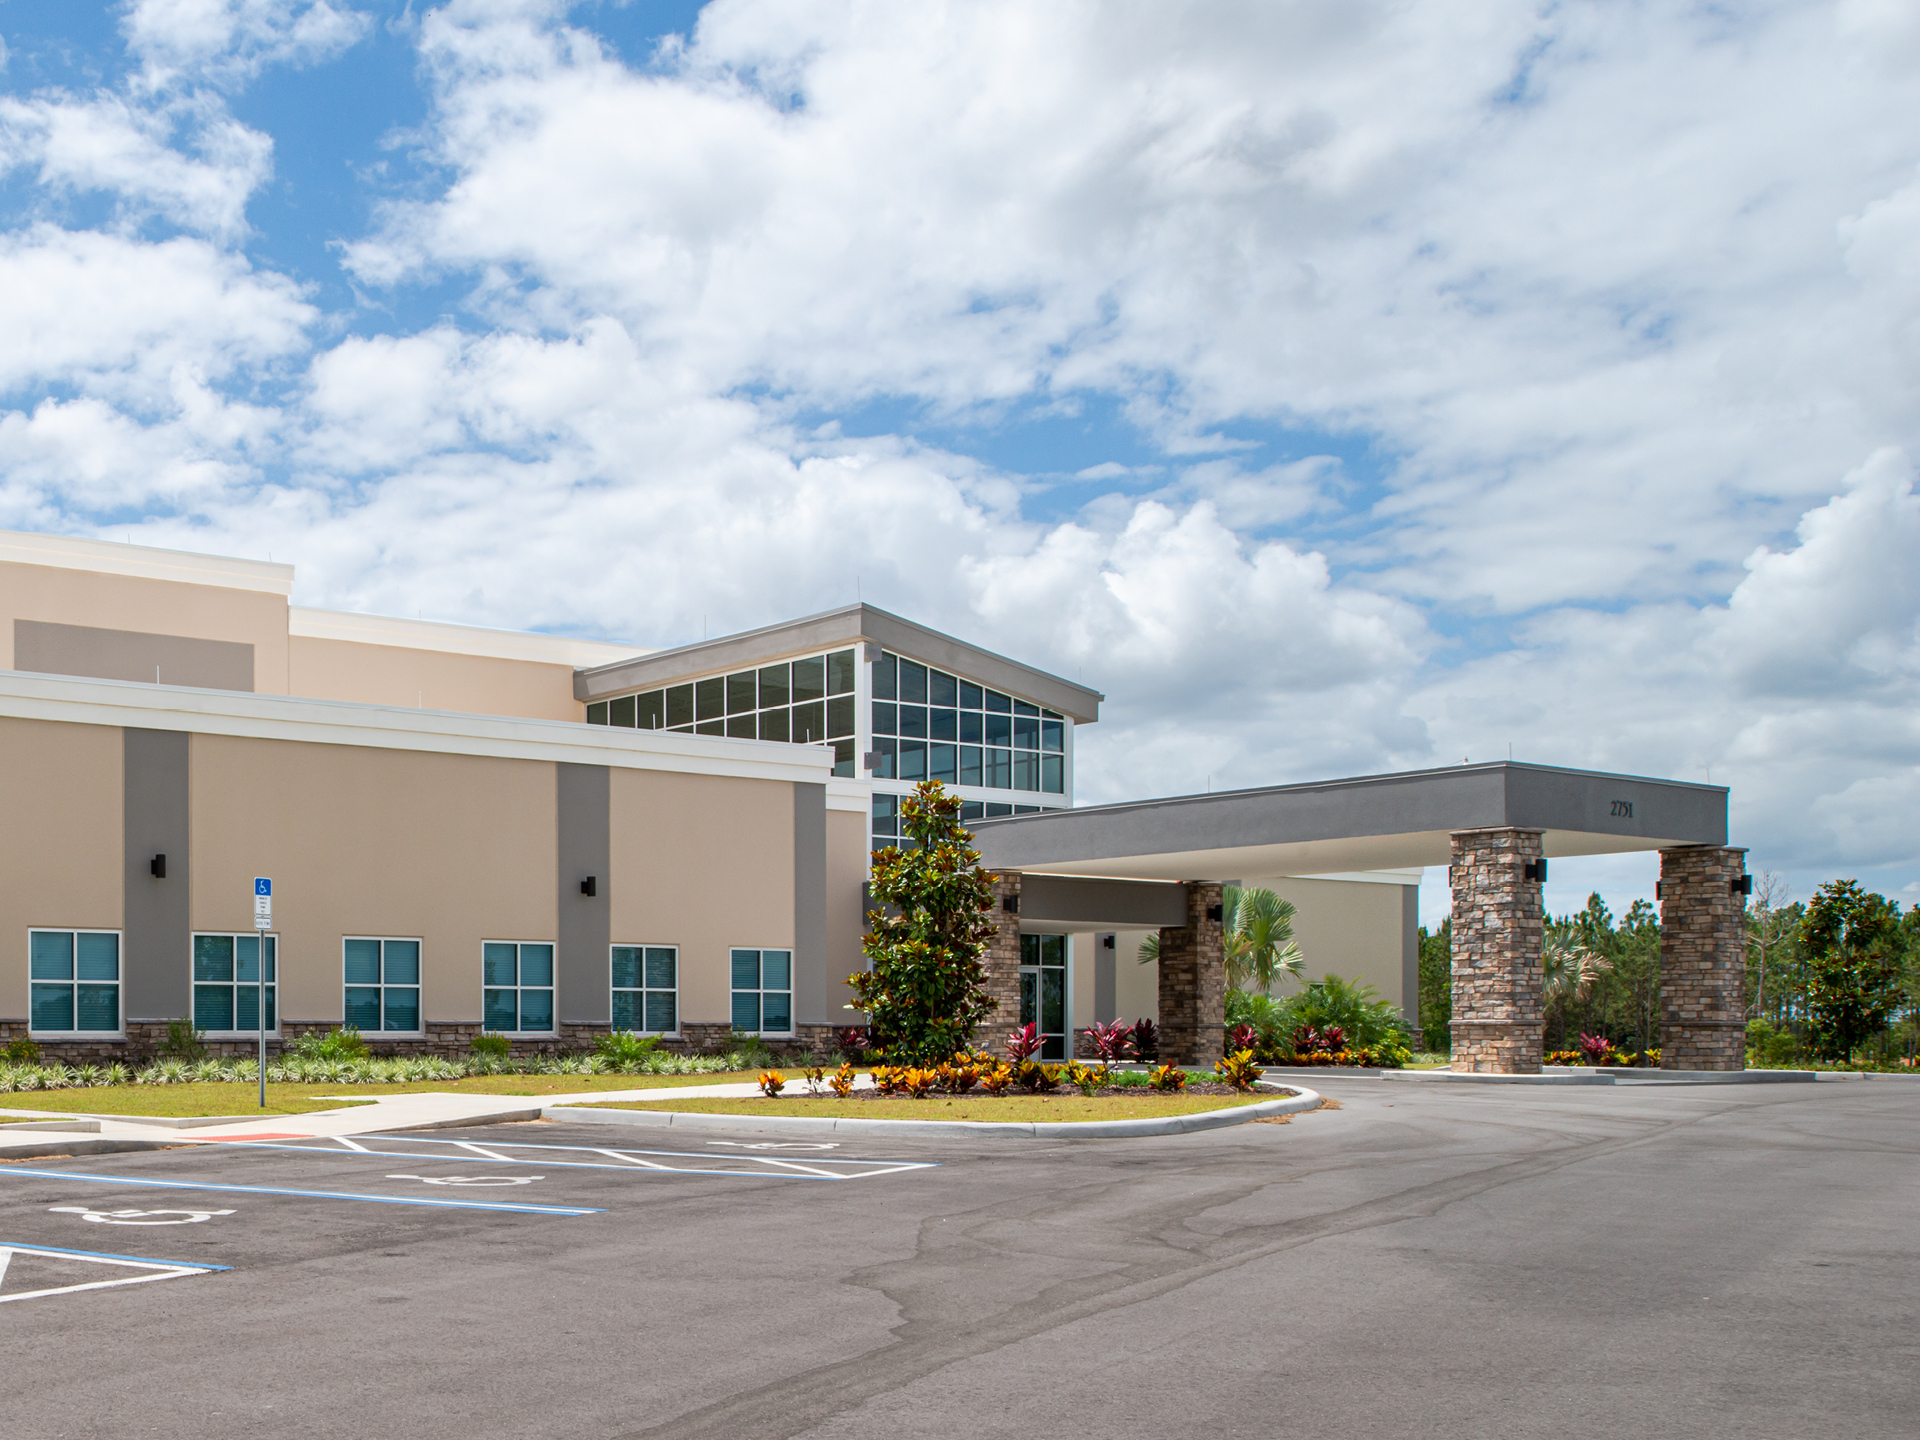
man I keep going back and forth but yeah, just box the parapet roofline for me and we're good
[573,601,1104,723]
[0,528,294,596]
[290,607,646,668]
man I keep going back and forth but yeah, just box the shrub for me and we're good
[1107,1068,1147,1088]
[1215,1050,1264,1091]
[902,1067,939,1099]
[1017,1061,1062,1093]
[1066,1061,1102,1096]
[838,1025,873,1060]
[595,1031,661,1070]
[4,1037,41,1064]
[758,1069,786,1098]
[1131,1018,1159,1061]
[802,1065,827,1095]
[157,1017,206,1062]
[1227,1023,1258,1054]
[469,1033,511,1060]
[1545,1049,1585,1066]
[1285,975,1413,1053]
[978,1062,1013,1095]
[871,1064,905,1095]
[1746,1018,1803,1067]
[289,1027,368,1062]
[829,1062,856,1097]
[1005,1022,1043,1064]
[940,1061,980,1095]
[1578,1032,1616,1066]
[1083,1019,1135,1064]
[1148,1063,1186,1093]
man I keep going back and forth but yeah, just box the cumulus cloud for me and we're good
[123,0,373,90]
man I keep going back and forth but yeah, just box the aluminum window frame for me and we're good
[190,932,280,1038]
[481,939,557,1036]
[342,936,425,1038]
[610,943,680,1036]
[27,928,123,1038]
[728,946,795,1037]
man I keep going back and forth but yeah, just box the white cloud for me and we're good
[122,0,373,89]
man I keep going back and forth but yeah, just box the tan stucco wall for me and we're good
[188,734,557,1024]
[0,561,288,692]
[824,807,869,1024]
[608,769,793,1030]
[289,635,584,721]
[1246,876,1409,1011]
[0,718,123,1013]
[1112,928,1160,1024]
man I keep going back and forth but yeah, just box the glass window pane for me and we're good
[1042,969,1066,1034]
[898,660,927,705]
[872,652,897,700]
[959,711,982,744]
[344,987,381,1030]
[726,671,757,714]
[928,670,957,706]
[1041,935,1066,966]
[610,991,639,1030]
[930,708,956,741]
[931,743,956,783]
[827,649,856,695]
[195,984,233,1032]
[762,951,791,989]
[384,940,419,985]
[833,737,855,778]
[695,676,726,720]
[1014,714,1038,749]
[872,701,896,735]
[792,700,825,745]
[898,705,927,739]
[726,713,757,739]
[960,800,984,821]
[384,988,419,1031]
[265,935,276,982]
[875,736,896,778]
[827,694,855,738]
[984,689,1011,712]
[899,740,926,780]
[483,943,517,986]
[959,681,982,709]
[31,983,73,1031]
[758,664,790,707]
[483,989,517,1031]
[960,746,982,787]
[731,949,761,990]
[759,707,790,743]
[761,991,792,1032]
[30,931,73,981]
[236,984,262,1032]
[1014,751,1039,791]
[518,988,552,1031]
[792,656,825,703]
[645,991,676,1033]
[732,991,761,1031]
[611,946,641,989]
[983,712,1011,747]
[610,695,637,728]
[644,948,677,989]
[1042,719,1064,753]
[666,684,695,726]
[344,938,381,985]
[1043,755,1064,793]
[587,701,608,725]
[77,982,118,1030]
[236,935,261,984]
[986,802,1012,817]
[1014,699,1039,716]
[637,691,666,730]
[519,945,554,987]
[696,719,724,735]
[76,932,119,981]
[985,748,1011,788]
[194,934,233,983]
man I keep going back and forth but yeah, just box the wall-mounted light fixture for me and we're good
[150,854,166,879]
[1206,903,1224,922]
[1101,934,1116,950]
[1003,895,1019,913]
[1731,874,1753,896]
[1523,859,1548,883]
[580,876,597,897]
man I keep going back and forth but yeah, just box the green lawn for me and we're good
[0,1070,756,1119]
[574,1092,1277,1123]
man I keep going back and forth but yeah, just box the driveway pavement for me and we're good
[1,1077,1913,1439]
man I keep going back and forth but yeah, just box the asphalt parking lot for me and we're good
[2,1079,1915,1439]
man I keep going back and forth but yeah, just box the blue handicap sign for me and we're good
[254,878,272,897]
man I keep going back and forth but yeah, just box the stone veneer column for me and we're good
[1659,846,1748,1071]
[975,871,1025,1053]
[1158,882,1225,1069]
[1449,829,1545,1074]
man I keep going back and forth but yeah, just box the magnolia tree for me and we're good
[847,781,998,1063]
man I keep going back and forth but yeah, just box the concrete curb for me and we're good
[0,1137,179,1159]
[540,1088,1320,1139]
[0,1110,297,1129]
[1379,1067,1898,1086]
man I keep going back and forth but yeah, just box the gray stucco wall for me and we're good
[122,728,191,1021]
[556,762,610,1025]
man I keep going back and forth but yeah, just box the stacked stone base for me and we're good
[1448,1022,1543,1074]
[1449,828,1546,1076]
[1158,881,1226,1069]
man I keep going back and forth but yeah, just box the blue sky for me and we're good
[1,0,1917,925]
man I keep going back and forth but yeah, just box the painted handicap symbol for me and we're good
[386,1174,544,1187]
[49,1206,235,1226]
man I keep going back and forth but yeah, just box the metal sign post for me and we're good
[253,879,271,1109]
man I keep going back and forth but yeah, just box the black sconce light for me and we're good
[580,876,597,897]
[1003,895,1019,913]
[150,854,166,879]
[1523,859,1548,883]
[1206,903,1224,922]
[1101,934,1116,950]
[1731,874,1753,896]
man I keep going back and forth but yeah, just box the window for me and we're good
[588,648,858,778]
[483,942,555,1033]
[29,930,120,1034]
[730,948,792,1034]
[1020,934,1068,1060]
[344,938,421,1033]
[611,945,677,1033]
[193,934,277,1033]
[870,652,1067,794]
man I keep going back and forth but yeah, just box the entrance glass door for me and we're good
[1019,934,1068,1060]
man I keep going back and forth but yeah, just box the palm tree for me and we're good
[1136,886,1305,995]
[1543,920,1612,1006]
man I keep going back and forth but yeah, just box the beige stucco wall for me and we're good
[824,807,869,1024]
[609,769,793,1030]
[0,718,123,1015]
[188,734,557,1024]
[1111,928,1160,1024]
[0,561,289,692]
[289,635,584,722]
[1246,876,1409,1011]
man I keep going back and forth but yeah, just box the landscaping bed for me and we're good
[577,1091,1284,1123]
